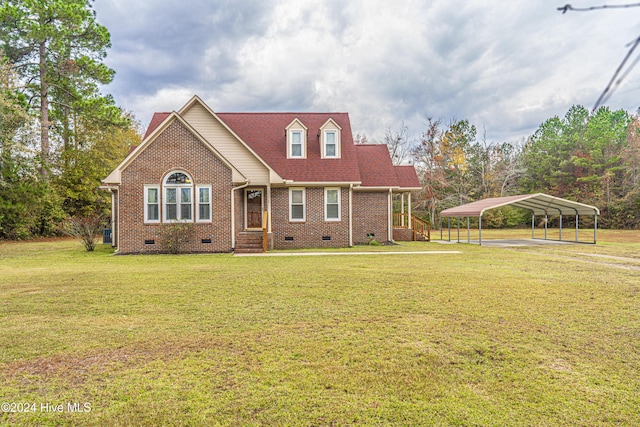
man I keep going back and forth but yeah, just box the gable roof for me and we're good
[102,112,246,185]
[440,193,600,217]
[144,112,170,139]
[394,165,422,189]
[217,112,361,183]
[117,97,422,189]
[354,144,398,187]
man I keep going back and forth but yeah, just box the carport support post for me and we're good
[575,215,579,242]
[531,213,535,239]
[594,215,598,244]
[440,217,443,241]
[544,215,548,240]
[447,217,451,242]
[559,214,563,241]
[479,215,483,246]
[467,217,470,243]
[457,217,460,242]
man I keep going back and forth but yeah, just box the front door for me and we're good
[245,189,263,229]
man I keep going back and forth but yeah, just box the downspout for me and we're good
[114,189,119,250]
[388,188,393,242]
[348,183,353,247]
[231,181,250,250]
[111,189,117,248]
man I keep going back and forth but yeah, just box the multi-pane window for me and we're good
[290,130,303,158]
[290,188,305,221]
[325,188,340,221]
[197,185,211,222]
[324,130,337,158]
[145,172,211,224]
[164,172,193,222]
[144,185,160,223]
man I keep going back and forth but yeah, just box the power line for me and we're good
[559,3,640,112]
[558,3,640,13]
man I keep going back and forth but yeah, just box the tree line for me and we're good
[0,0,140,239]
[1,1,638,240]
[384,105,640,228]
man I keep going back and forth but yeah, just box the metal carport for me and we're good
[439,193,600,245]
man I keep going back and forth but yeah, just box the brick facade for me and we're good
[352,191,390,244]
[115,121,394,252]
[118,120,233,254]
[105,100,420,253]
[393,228,414,241]
[271,187,350,249]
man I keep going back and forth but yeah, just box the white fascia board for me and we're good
[179,95,283,183]
[272,181,362,188]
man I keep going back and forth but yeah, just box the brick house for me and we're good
[101,96,425,254]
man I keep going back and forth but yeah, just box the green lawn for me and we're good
[1,233,639,426]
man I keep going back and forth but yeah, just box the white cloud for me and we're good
[94,0,640,143]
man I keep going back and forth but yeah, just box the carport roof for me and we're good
[440,193,600,217]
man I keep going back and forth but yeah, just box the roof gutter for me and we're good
[277,181,361,187]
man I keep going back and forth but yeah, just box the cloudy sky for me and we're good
[92,0,640,144]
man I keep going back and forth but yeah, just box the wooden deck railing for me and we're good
[393,213,408,228]
[412,215,430,242]
[393,213,431,242]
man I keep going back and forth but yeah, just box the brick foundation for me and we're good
[393,228,414,241]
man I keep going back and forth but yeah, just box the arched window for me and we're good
[164,171,193,221]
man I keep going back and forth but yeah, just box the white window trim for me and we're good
[163,171,194,223]
[323,129,339,158]
[196,185,212,223]
[289,188,306,222]
[144,185,161,224]
[289,129,305,158]
[324,187,341,221]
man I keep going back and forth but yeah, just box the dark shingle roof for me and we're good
[354,144,398,187]
[217,112,361,183]
[142,109,421,188]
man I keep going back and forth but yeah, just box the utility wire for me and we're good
[559,3,640,112]
[558,3,640,13]
[595,36,640,110]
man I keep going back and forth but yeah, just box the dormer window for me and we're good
[319,118,342,159]
[324,130,337,158]
[291,130,303,157]
[286,118,307,159]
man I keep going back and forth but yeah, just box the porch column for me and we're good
[266,185,272,233]
[401,193,405,227]
[408,193,412,229]
[388,188,393,241]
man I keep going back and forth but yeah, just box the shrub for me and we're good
[64,215,105,251]
[157,222,194,254]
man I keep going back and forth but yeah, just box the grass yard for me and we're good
[1,231,639,426]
